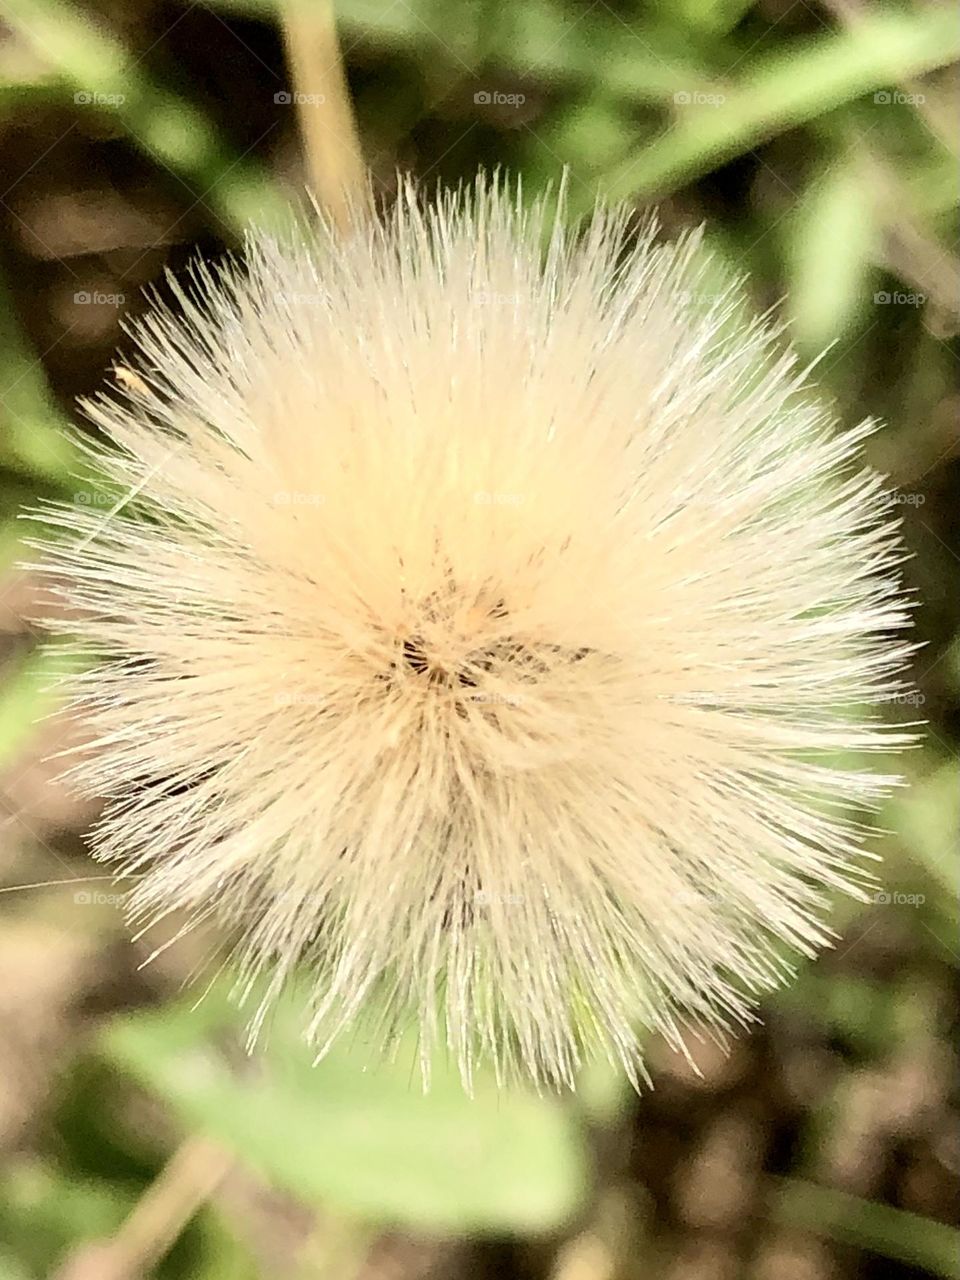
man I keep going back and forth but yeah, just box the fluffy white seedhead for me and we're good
[35,179,913,1089]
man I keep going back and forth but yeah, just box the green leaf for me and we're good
[0,1163,130,1275]
[534,96,636,177]
[324,0,711,103]
[3,0,285,236]
[672,0,758,37]
[885,758,960,905]
[103,985,589,1235]
[603,8,960,199]
[0,1254,32,1280]
[769,1177,960,1278]
[0,1158,257,1280]
[0,642,85,771]
[949,637,960,693]
[0,260,76,484]
[786,155,876,349]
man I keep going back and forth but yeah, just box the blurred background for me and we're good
[0,1,958,1277]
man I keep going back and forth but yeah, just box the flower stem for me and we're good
[281,0,372,230]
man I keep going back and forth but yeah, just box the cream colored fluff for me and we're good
[34,179,913,1089]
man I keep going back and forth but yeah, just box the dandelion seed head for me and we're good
[34,179,914,1089]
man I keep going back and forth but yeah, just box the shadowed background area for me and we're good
[0,2,957,1278]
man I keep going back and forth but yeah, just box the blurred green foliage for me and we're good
[104,981,589,1235]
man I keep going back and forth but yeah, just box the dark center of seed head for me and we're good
[400,634,480,687]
